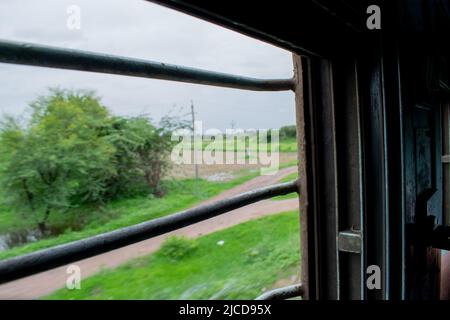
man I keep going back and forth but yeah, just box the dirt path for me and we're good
[0,167,299,299]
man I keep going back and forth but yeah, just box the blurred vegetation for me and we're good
[0,89,184,233]
[279,125,296,140]
[0,89,298,272]
[46,211,300,300]
[159,236,198,261]
[0,172,259,260]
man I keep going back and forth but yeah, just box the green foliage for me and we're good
[101,114,186,199]
[123,117,174,197]
[0,90,115,230]
[279,125,296,139]
[159,236,198,261]
[0,89,179,231]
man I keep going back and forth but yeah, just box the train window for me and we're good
[443,102,450,226]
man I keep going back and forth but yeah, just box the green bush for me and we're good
[0,89,115,232]
[0,89,181,232]
[159,236,198,261]
[279,125,296,139]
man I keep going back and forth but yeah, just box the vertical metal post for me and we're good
[443,102,450,225]
[333,57,364,300]
[293,54,311,299]
[293,53,364,300]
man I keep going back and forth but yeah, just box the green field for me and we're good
[0,157,299,261]
[46,211,300,300]
[278,138,297,152]
[182,137,297,153]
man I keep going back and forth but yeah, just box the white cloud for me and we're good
[0,0,295,130]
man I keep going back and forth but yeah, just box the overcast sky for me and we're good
[0,0,294,130]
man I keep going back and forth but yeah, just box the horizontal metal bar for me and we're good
[255,283,304,300]
[443,155,450,163]
[0,40,294,91]
[0,179,298,284]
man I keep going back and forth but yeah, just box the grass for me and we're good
[271,171,299,201]
[46,211,300,300]
[0,171,260,260]
[0,160,299,260]
[278,138,297,153]
[182,137,297,153]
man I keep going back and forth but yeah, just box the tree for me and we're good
[0,89,184,231]
[135,118,173,197]
[0,90,115,232]
[100,116,144,199]
[279,125,296,139]
[106,116,177,197]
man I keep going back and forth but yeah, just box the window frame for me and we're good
[443,102,450,226]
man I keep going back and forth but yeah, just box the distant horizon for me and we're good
[0,0,294,131]
[0,87,296,131]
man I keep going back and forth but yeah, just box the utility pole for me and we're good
[191,100,199,179]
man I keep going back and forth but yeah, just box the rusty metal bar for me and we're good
[0,180,298,284]
[0,40,294,91]
[293,54,311,299]
[255,283,304,300]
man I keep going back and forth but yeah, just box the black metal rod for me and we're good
[0,40,294,91]
[0,180,298,284]
[255,283,304,300]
